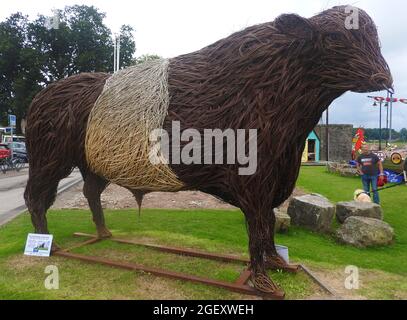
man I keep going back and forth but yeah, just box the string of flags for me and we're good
[368,96,407,104]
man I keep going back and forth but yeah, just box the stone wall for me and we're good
[315,124,353,162]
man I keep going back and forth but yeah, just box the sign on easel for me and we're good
[24,233,53,257]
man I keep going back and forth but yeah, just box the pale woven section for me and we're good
[85,59,184,191]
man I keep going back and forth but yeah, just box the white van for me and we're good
[1,135,26,144]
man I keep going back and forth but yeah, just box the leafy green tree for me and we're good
[27,13,74,81]
[399,128,407,142]
[132,54,161,65]
[0,13,44,130]
[0,5,136,132]
[118,25,136,68]
[65,5,114,73]
[353,128,404,142]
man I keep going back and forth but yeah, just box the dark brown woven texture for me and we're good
[165,6,393,278]
[24,6,392,294]
[24,73,110,234]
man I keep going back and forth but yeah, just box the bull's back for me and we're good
[26,73,110,170]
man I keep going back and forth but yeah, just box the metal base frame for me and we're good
[54,232,335,299]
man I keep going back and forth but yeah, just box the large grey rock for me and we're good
[327,162,359,177]
[327,162,340,174]
[287,194,335,233]
[340,167,359,177]
[336,201,383,224]
[273,208,291,233]
[336,216,394,248]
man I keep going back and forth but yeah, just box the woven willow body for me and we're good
[85,59,184,191]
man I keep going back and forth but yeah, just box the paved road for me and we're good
[0,169,82,226]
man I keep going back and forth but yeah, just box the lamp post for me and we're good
[113,34,121,73]
[388,91,394,143]
[385,95,389,147]
[116,34,120,72]
[368,94,406,149]
[378,100,383,150]
[113,34,116,72]
[325,108,329,162]
[368,96,385,150]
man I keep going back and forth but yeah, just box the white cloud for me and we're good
[1,0,406,129]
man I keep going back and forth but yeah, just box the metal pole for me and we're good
[389,91,393,143]
[116,34,120,72]
[386,93,389,147]
[113,35,117,72]
[379,100,382,151]
[326,108,329,162]
[10,124,13,159]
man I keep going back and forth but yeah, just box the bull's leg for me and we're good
[24,169,70,252]
[82,171,112,238]
[264,218,300,273]
[244,211,284,297]
[25,179,58,234]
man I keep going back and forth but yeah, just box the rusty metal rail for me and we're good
[73,232,249,264]
[299,264,337,297]
[54,232,334,300]
[54,250,265,297]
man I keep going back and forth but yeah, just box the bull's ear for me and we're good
[274,14,315,39]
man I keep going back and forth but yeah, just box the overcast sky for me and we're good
[1,0,406,129]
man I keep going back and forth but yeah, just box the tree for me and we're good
[27,13,75,81]
[65,5,114,73]
[118,25,136,68]
[132,54,161,65]
[400,128,407,142]
[0,13,44,130]
[0,5,137,132]
[354,128,405,142]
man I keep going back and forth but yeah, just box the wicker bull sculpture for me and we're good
[24,6,392,295]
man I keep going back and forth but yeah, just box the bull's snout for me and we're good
[353,69,393,93]
[370,72,394,92]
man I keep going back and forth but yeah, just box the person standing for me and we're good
[356,144,384,204]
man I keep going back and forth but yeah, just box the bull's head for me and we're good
[274,5,393,93]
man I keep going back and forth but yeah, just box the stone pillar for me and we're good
[315,124,353,162]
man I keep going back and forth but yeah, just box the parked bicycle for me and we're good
[0,142,26,173]
[0,155,25,174]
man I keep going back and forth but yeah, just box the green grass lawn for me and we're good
[0,209,317,300]
[0,166,406,299]
[296,166,407,299]
[296,166,407,274]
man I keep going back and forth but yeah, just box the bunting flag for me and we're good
[369,96,407,104]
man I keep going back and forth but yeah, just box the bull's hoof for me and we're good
[97,227,112,239]
[266,255,300,273]
[51,242,61,253]
[251,273,285,300]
